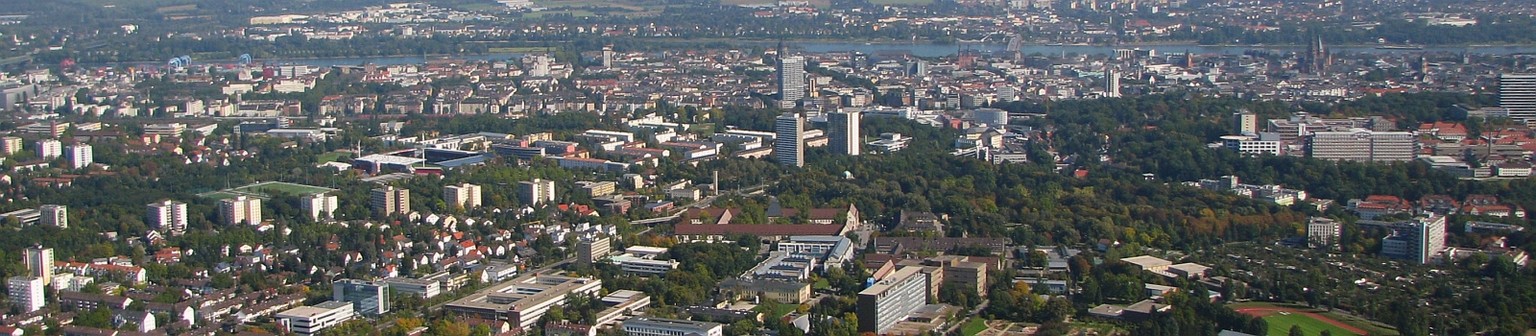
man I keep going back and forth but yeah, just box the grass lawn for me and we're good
[754,301,796,318]
[200,181,335,200]
[812,278,831,290]
[316,151,351,164]
[233,181,336,196]
[1230,302,1395,336]
[1317,311,1399,336]
[1264,313,1361,336]
[196,191,241,200]
[961,318,987,336]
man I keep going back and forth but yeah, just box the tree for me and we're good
[75,307,113,328]
[429,319,472,336]
[1289,325,1304,336]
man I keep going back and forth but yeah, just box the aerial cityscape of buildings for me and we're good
[0,0,1535,335]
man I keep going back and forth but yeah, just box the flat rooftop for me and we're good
[445,274,601,312]
[355,154,427,165]
[276,301,351,319]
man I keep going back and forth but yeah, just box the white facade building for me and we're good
[147,200,189,234]
[219,196,262,226]
[275,301,356,336]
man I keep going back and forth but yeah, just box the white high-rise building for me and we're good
[371,186,411,218]
[67,144,93,169]
[147,200,189,234]
[37,139,62,159]
[302,194,339,221]
[858,266,929,333]
[444,183,483,209]
[1234,112,1258,135]
[1104,70,1122,98]
[219,196,263,226]
[601,45,615,68]
[1306,129,1416,162]
[7,276,45,313]
[1380,215,1448,264]
[1,136,22,155]
[519,179,555,206]
[39,204,66,228]
[775,113,804,167]
[1499,74,1536,124]
[24,246,52,283]
[778,56,806,109]
[828,111,862,156]
[1306,217,1341,249]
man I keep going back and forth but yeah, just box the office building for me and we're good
[39,204,66,228]
[519,179,555,206]
[302,193,339,221]
[333,279,390,316]
[610,254,680,276]
[66,144,92,169]
[7,276,45,313]
[1307,217,1341,250]
[1234,112,1258,135]
[24,246,52,283]
[444,183,483,209]
[36,139,61,159]
[622,317,724,336]
[923,256,990,298]
[219,196,262,226]
[146,200,189,234]
[605,44,617,67]
[384,277,442,299]
[371,186,410,217]
[575,181,617,198]
[1380,215,1448,264]
[275,301,356,336]
[778,56,805,109]
[828,111,862,156]
[1306,129,1416,162]
[857,266,929,333]
[1104,70,1121,98]
[775,113,804,167]
[0,136,21,155]
[576,236,611,266]
[443,274,602,330]
[609,246,679,276]
[1500,73,1536,124]
[1219,134,1282,156]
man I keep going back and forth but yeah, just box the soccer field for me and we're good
[232,181,336,196]
[199,181,335,200]
[1264,312,1362,336]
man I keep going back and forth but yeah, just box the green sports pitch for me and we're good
[198,181,336,200]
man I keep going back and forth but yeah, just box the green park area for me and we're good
[1229,302,1398,336]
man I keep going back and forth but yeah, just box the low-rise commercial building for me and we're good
[275,301,356,335]
[443,274,602,330]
